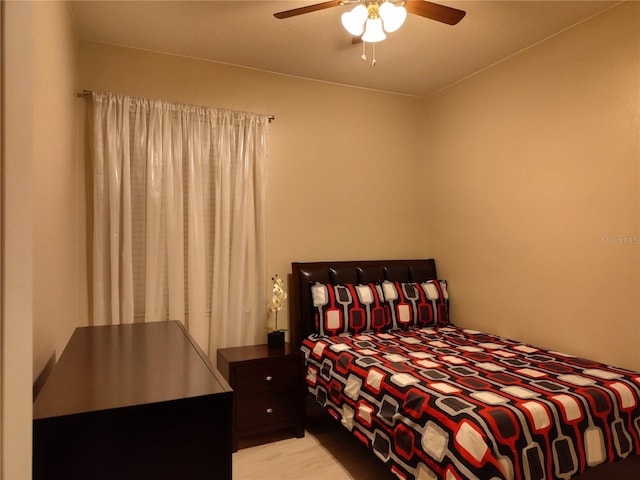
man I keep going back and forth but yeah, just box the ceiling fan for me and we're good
[274,0,465,25]
[274,1,465,63]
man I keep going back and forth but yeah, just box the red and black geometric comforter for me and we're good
[301,327,640,480]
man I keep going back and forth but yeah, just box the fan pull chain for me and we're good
[360,42,377,66]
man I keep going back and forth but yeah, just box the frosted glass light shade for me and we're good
[341,4,368,36]
[352,4,368,23]
[362,17,386,42]
[379,3,406,33]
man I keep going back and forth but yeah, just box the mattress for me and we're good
[301,326,640,480]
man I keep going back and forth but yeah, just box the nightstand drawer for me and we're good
[235,359,300,396]
[236,394,300,431]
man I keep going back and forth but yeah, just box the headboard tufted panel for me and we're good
[289,259,437,347]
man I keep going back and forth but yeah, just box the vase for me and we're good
[267,330,285,348]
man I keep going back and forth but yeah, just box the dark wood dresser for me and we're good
[217,343,305,451]
[33,320,233,480]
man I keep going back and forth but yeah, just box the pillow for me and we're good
[422,279,450,327]
[381,280,449,329]
[310,282,389,336]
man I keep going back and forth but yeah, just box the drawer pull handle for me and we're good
[266,408,273,414]
[265,375,273,382]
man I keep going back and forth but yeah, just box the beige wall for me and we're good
[78,41,430,328]
[2,1,83,478]
[32,1,86,389]
[2,2,35,477]
[424,2,640,371]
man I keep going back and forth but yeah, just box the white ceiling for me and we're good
[69,0,618,98]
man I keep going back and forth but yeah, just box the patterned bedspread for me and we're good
[301,327,640,480]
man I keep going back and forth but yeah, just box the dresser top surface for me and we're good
[34,321,231,420]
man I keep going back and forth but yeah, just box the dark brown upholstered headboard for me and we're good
[289,259,437,347]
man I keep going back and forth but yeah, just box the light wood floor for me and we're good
[233,399,397,480]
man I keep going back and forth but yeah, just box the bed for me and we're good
[290,259,640,480]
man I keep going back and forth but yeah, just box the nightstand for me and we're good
[217,343,305,451]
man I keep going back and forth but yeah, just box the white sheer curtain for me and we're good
[91,92,268,358]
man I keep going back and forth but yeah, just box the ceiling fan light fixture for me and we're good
[273,0,467,66]
[341,4,368,36]
[379,2,406,33]
[362,17,386,43]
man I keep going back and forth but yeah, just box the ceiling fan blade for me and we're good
[274,0,343,19]
[405,1,466,25]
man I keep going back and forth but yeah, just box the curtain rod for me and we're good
[77,89,276,123]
